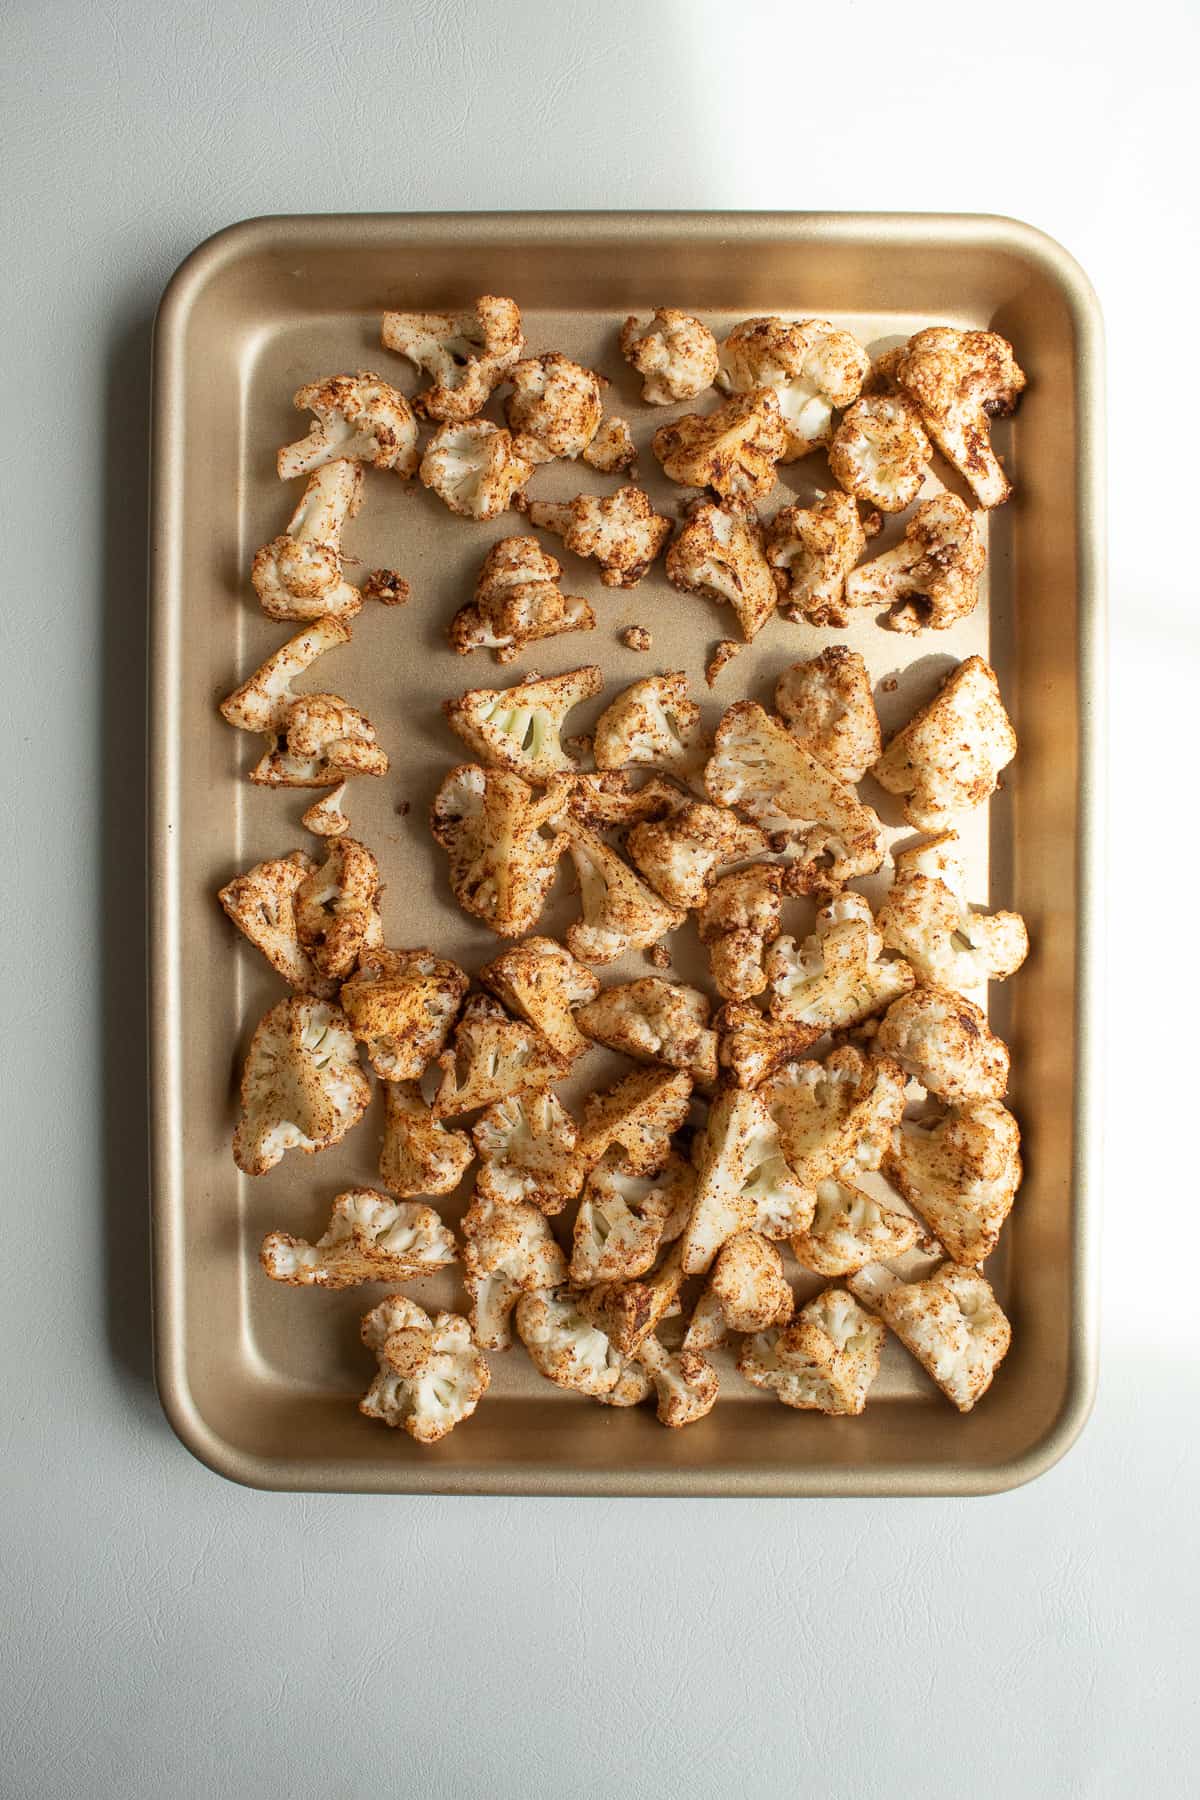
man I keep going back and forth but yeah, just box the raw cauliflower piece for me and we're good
[764,892,915,1042]
[218,850,334,996]
[525,486,672,588]
[717,316,870,460]
[450,536,595,665]
[765,492,866,629]
[515,1287,627,1397]
[433,995,568,1119]
[894,327,1026,508]
[706,702,885,896]
[577,1243,686,1357]
[460,1195,568,1350]
[233,996,370,1176]
[261,1189,455,1289]
[871,656,1017,830]
[679,1087,814,1273]
[570,1152,694,1285]
[885,1100,1022,1264]
[775,648,881,785]
[292,837,382,982]
[504,352,604,462]
[379,1079,473,1197]
[380,295,523,422]
[568,771,685,829]
[626,803,767,912]
[652,388,787,502]
[875,985,1010,1104]
[698,864,785,1002]
[845,494,985,633]
[302,784,350,837]
[620,308,719,404]
[420,420,535,520]
[764,1046,907,1197]
[876,841,1028,992]
[472,1088,583,1214]
[277,373,419,481]
[479,936,598,1064]
[848,1262,1011,1411]
[635,1335,720,1428]
[739,1288,885,1415]
[575,1066,693,1176]
[684,1231,793,1350]
[430,766,571,938]
[360,1297,489,1442]
[220,617,389,788]
[444,665,602,784]
[828,393,933,512]
[790,1177,920,1277]
[340,948,468,1082]
[593,672,709,780]
[716,1002,817,1090]
[665,501,780,642]
[575,978,718,1084]
[252,460,365,622]
[562,823,686,964]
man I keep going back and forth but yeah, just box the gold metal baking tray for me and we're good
[149,213,1105,1494]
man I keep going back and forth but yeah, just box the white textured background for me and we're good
[2,2,1197,1795]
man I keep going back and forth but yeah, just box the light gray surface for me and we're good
[1,2,1196,1795]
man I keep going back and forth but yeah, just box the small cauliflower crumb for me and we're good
[621,625,652,651]
[647,943,672,970]
[706,640,741,686]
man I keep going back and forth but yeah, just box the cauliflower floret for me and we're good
[340,948,468,1081]
[652,388,787,502]
[472,1089,583,1214]
[894,327,1026,508]
[828,394,933,512]
[252,460,365,621]
[739,1288,885,1415]
[848,1262,1011,1411]
[581,414,637,474]
[715,1002,816,1090]
[568,772,685,829]
[774,648,881,787]
[301,784,350,837]
[514,1287,627,1397]
[845,494,985,633]
[360,1297,489,1442]
[420,420,535,520]
[261,1188,455,1289]
[876,842,1028,993]
[679,1087,813,1273]
[635,1335,720,1428]
[764,892,915,1042]
[575,978,718,1084]
[706,701,885,895]
[562,823,686,964]
[665,500,780,642]
[620,308,719,404]
[871,656,1017,831]
[570,1152,694,1285]
[576,1242,686,1359]
[220,617,389,788]
[525,486,672,588]
[433,995,568,1119]
[885,1099,1022,1264]
[460,1195,569,1350]
[790,1177,921,1277]
[698,864,785,1001]
[592,672,709,782]
[218,850,334,996]
[875,985,1010,1104]
[379,1079,473,1197]
[478,936,598,1063]
[380,295,524,422]
[764,1046,907,1196]
[277,374,419,481]
[449,535,596,665]
[291,837,381,981]
[683,1230,793,1350]
[504,352,604,462]
[575,1066,693,1176]
[233,996,370,1176]
[430,766,571,938]
[444,664,602,784]
[626,803,767,912]
[717,316,870,460]
[764,491,866,629]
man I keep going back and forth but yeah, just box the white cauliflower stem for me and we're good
[277,373,419,481]
[845,494,985,633]
[774,648,881,785]
[620,309,719,404]
[526,486,672,588]
[430,766,571,938]
[765,492,867,629]
[340,948,468,1081]
[450,536,595,664]
[739,1288,885,1415]
[764,891,915,1043]
[717,316,869,460]
[360,1297,489,1442]
[894,327,1026,508]
[871,656,1017,831]
[444,664,602,783]
[252,459,365,622]
[666,501,780,642]
[381,294,523,422]
[575,978,718,1084]
[460,1196,568,1349]
[885,1099,1022,1264]
[848,1262,1011,1411]
[233,997,370,1176]
[261,1189,455,1289]
[652,388,787,502]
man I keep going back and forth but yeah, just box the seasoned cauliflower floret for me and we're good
[479,936,599,1064]
[574,1066,693,1177]
[875,985,1010,1104]
[765,491,866,629]
[894,327,1026,508]
[515,1287,627,1397]
[568,771,685,830]
[575,978,718,1084]
[679,1087,814,1273]
[261,1188,455,1289]
[570,1152,694,1286]
[218,850,335,996]
[717,316,870,460]
[526,486,672,588]
[277,373,419,481]
[683,1231,793,1350]
[381,295,523,422]
[450,535,595,664]
[739,1288,885,1415]
[872,656,1017,831]
[876,839,1028,992]
[790,1176,920,1277]
[636,1335,720,1428]
[716,1002,816,1090]
[665,500,780,642]
[848,1262,1012,1411]
[652,388,787,502]
[379,1079,473,1197]
[444,664,602,784]
[577,1243,685,1358]
[620,308,719,404]
[764,1046,906,1197]
[562,823,686,964]
[360,1297,489,1442]
[504,352,604,462]
[698,864,785,1002]
[828,393,933,512]
[845,494,985,633]
[472,1088,583,1214]
[430,765,571,938]
[220,617,388,789]
[292,837,382,982]
[233,997,370,1176]
[764,891,915,1042]
[774,648,881,785]
[420,420,535,520]
[626,802,767,912]
[885,1099,1022,1264]
[581,414,637,474]
[340,948,468,1082]
[593,672,709,780]
[252,460,365,622]
[460,1195,568,1350]
[433,995,568,1119]
[301,784,351,838]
